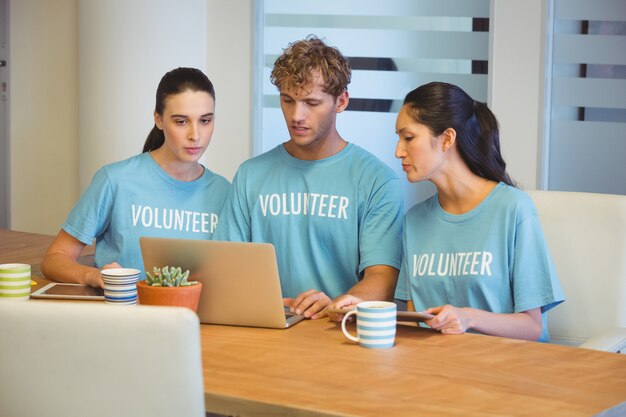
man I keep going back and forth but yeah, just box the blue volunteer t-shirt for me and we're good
[214,143,404,299]
[395,183,564,342]
[62,152,230,276]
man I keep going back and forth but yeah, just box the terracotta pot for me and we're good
[136,280,203,312]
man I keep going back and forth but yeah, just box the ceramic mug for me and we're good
[341,301,397,348]
[0,263,32,301]
[101,268,140,305]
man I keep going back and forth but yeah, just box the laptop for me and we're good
[139,237,305,329]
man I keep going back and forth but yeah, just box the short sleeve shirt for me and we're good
[395,183,565,342]
[214,143,404,298]
[62,152,230,276]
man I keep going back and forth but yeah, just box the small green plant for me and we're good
[145,266,198,287]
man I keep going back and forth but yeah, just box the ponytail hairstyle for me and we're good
[403,82,515,187]
[142,67,216,153]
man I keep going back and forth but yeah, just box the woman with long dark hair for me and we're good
[42,67,230,288]
[394,82,564,341]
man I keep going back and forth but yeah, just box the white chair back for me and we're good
[527,190,626,347]
[0,301,205,417]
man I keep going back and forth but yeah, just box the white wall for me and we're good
[9,0,79,234]
[205,0,253,181]
[489,0,546,190]
[8,0,245,235]
[79,0,208,192]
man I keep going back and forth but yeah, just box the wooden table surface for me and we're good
[3,229,626,416]
[200,318,626,417]
[0,229,94,274]
[0,229,56,273]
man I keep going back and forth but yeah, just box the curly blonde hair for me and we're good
[270,35,351,98]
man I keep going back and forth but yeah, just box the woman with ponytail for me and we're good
[394,82,564,341]
[42,68,230,288]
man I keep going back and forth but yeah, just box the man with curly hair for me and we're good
[215,36,403,320]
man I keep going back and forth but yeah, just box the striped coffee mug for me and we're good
[0,263,32,301]
[341,301,397,348]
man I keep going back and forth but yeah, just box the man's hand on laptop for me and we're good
[284,289,331,319]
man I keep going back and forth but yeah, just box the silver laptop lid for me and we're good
[140,237,304,329]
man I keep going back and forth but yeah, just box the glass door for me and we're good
[545,0,626,195]
[256,0,491,209]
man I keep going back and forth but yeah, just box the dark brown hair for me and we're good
[404,82,515,187]
[142,67,215,153]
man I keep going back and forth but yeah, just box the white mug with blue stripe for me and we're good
[341,301,397,348]
[101,268,140,305]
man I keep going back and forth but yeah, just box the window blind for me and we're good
[547,0,626,195]
[259,0,491,207]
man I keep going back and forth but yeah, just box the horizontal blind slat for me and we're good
[554,34,626,65]
[552,120,626,138]
[552,78,626,108]
[351,72,488,100]
[264,28,489,59]
[549,121,626,194]
[555,0,626,22]
[265,0,489,17]
[266,15,478,31]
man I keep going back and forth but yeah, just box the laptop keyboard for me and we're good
[283,307,296,319]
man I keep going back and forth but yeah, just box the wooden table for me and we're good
[0,229,56,273]
[0,229,94,275]
[4,230,626,416]
[200,319,626,417]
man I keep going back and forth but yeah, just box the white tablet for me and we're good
[31,282,104,301]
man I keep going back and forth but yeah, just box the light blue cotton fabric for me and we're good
[395,182,564,342]
[62,152,230,276]
[214,143,404,299]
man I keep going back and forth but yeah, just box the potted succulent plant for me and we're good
[136,266,202,312]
